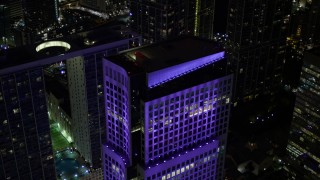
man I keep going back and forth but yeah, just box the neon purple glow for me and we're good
[102,52,232,180]
[103,145,127,180]
[147,51,224,88]
[103,59,131,163]
[142,140,219,179]
[143,76,232,163]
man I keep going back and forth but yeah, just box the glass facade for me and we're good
[143,78,231,164]
[130,0,216,43]
[141,76,232,180]
[0,68,56,180]
[102,37,232,180]
[103,59,131,180]
[0,34,141,178]
[227,0,291,100]
[66,41,136,168]
[141,140,219,180]
[286,50,320,179]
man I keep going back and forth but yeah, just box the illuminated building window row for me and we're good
[145,148,218,180]
[288,141,320,167]
[288,141,306,156]
[104,153,126,180]
[292,112,320,130]
[300,77,319,90]
[146,112,227,161]
[147,102,217,128]
[300,127,320,142]
[107,109,128,128]
[286,143,303,158]
[105,67,129,88]
[294,105,320,125]
[309,64,320,73]
[160,153,217,180]
[302,67,320,78]
[144,78,231,162]
[288,139,320,167]
[106,116,130,155]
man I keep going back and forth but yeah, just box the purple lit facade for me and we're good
[140,140,220,180]
[140,76,232,180]
[102,37,232,180]
[103,61,131,179]
[147,52,225,88]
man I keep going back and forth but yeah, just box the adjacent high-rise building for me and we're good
[2,0,58,46]
[102,36,233,179]
[130,0,216,44]
[285,47,320,180]
[284,0,320,87]
[0,28,141,179]
[0,53,56,180]
[226,0,291,101]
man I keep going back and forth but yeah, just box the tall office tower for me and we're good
[226,0,291,101]
[0,61,56,180]
[66,33,141,169]
[285,48,320,180]
[130,0,215,44]
[102,36,233,179]
[0,29,141,179]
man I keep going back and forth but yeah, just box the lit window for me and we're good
[240,68,243,74]
[36,76,42,82]
[13,108,20,114]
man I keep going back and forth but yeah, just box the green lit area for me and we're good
[50,120,72,152]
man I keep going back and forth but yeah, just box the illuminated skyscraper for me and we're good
[226,0,291,101]
[102,37,232,179]
[0,29,141,179]
[286,48,320,180]
[0,53,56,180]
[130,0,216,44]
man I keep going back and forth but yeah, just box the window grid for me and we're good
[105,66,130,158]
[145,149,218,180]
[144,78,231,163]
